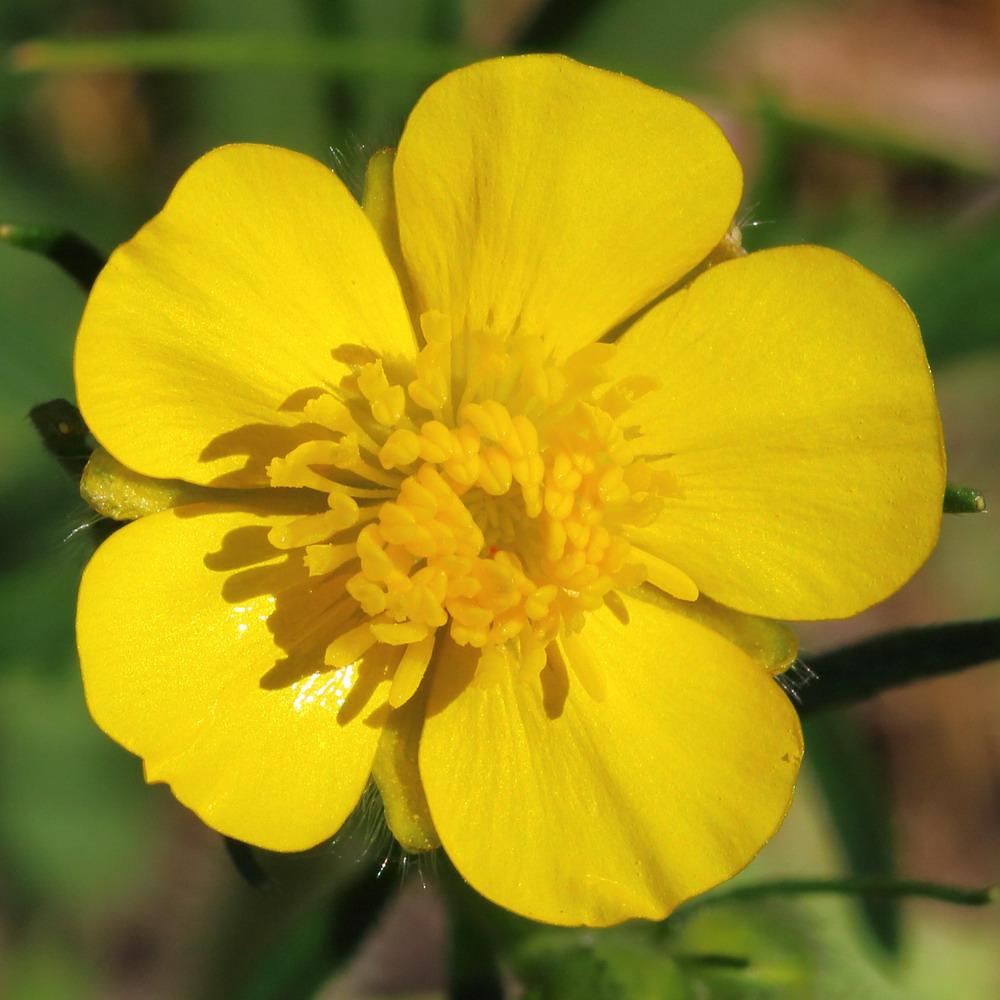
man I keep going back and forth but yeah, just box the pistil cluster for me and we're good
[265,313,694,706]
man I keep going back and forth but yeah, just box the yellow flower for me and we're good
[73,55,944,927]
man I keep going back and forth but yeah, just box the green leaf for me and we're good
[795,618,1000,715]
[668,896,916,1000]
[514,937,690,1000]
[669,902,817,1000]
[0,223,105,291]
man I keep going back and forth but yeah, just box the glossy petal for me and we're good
[77,506,390,850]
[394,55,741,356]
[618,246,945,620]
[75,144,415,487]
[420,590,802,926]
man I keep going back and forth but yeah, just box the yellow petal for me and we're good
[75,144,415,487]
[394,55,741,357]
[629,584,799,678]
[618,245,945,620]
[420,593,802,926]
[77,505,390,851]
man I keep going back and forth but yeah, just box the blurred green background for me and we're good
[2,0,999,997]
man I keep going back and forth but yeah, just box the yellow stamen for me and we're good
[266,324,688,704]
[388,633,437,708]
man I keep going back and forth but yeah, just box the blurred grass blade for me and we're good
[1,222,104,291]
[804,712,900,955]
[904,222,1000,364]
[441,858,511,1000]
[449,905,504,1000]
[674,953,751,970]
[237,910,333,1000]
[944,482,987,513]
[796,618,1000,715]
[11,33,486,76]
[695,877,996,909]
[516,0,614,48]
[742,98,797,238]
[235,866,397,1000]
[749,96,993,183]
[796,617,1000,951]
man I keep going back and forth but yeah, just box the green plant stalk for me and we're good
[693,877,996,909]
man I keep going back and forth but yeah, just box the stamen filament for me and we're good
[266,319,684,706]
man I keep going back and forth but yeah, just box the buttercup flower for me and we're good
[74,55,944,926]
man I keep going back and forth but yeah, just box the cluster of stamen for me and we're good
[265,313,692,707]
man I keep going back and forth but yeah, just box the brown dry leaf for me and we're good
[464,0,550,48]
[715,0,1000,171]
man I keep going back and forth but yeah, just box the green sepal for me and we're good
[1,222,105,290]
[79,446,324,521]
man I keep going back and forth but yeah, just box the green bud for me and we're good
[944,482,986,513]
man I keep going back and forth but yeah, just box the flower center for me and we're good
[265,313,696,705]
